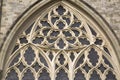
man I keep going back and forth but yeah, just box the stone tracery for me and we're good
[5,4,117,80]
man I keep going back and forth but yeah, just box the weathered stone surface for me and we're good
[0,0,37,46]
[83,0,120,41]
[0,70,2,80]
[0,0,120,46]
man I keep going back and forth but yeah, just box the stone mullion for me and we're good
[50,51,57,80]
[68,58,74,80]
[50,62,55,80]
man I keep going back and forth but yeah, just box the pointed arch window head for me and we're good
[2,1,120,80]
[13,5,104,50]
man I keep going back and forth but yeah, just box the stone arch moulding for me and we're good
[0,0,120,80]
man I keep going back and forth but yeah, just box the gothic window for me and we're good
[2,2,119,80]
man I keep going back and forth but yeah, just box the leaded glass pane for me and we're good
[4,4,118,80]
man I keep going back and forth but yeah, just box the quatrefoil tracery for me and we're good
[5,5,118,80]
[18,5,94,50]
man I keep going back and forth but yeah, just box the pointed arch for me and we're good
[0,0,120,80]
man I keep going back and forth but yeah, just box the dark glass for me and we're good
[103,47,111,56]
[6,69,18,80]
[24,47,35,65]
[98,64,106,73]
[40,21,50,27]
[42,28,50,36]
[47,37,56,43]
[90,71,101,80]
[19,37,28,44]
[57,21,65,30]
[88,48,99,66]
[17,62,25,72]
[56,69,69,80]
[12,44,19,54]
[95,38,103,45]
[58,54,65,65]
[102,55,113,68]
[56,5,65,15]
[22,69,34,80]
[38,69,51,80]
[57,39,66,49]
[71,21,81,28]
[82,63,91,73]
[79,38,90,45]
[75,55,85,68]
[72,29,80,36]
[67,38,76,44]
[74,69,86,80]
[10,53,20,66]
[33,37,44,44]
[25,23,33,34]
[39,53,48,67]
[48,52,54,61]
[70,52,75,61]
[50,31,59,37]
[105,71,117,80]
[63,30,72,37]
[89,26,97,36]
[51,17,59,24]
[63,17,70,25]
[32,62,41,72]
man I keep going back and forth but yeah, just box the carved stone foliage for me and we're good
[4,5,117,80]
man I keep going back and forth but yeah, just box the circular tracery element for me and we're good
[4,4,118,80]
[30,5,92,50]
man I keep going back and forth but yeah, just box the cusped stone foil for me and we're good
[4,3,118,80]
[22,5,93,50]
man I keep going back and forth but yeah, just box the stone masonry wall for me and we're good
[83,0,120,41]
[0,0,120,47]
[0,0,37,46]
